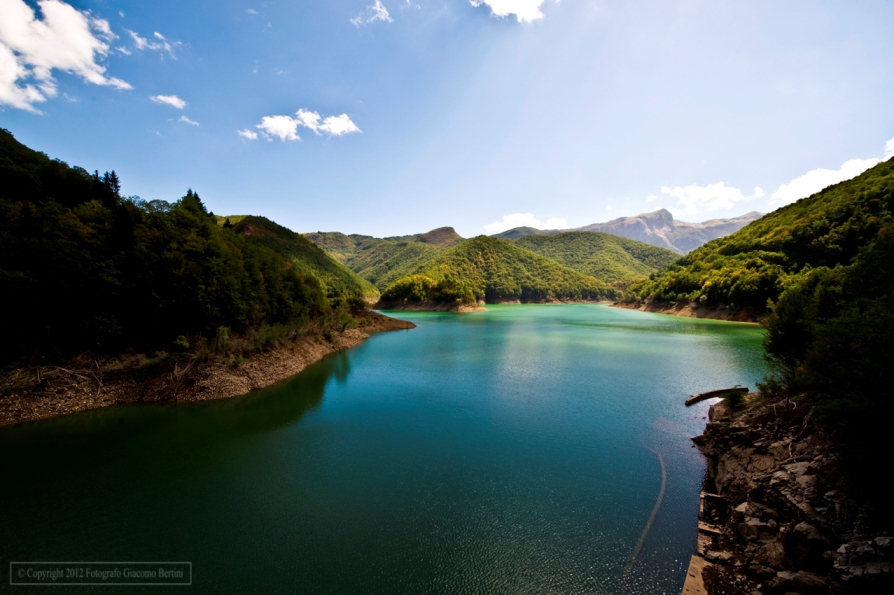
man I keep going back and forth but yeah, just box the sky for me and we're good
[2,0,894,237]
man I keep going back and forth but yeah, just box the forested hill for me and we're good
[378,236,613,307]
[622,157,894,316]
[0,128,345,359]
[306,226,678,292]
[515,231,678,286]
[224,216,379,302]
[303,228,462,291]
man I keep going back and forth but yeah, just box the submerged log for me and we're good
[685,387,747,407]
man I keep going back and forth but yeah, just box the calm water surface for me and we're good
[0,305,766,594]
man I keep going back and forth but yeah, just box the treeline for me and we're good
[622,158,894,314]
[0,129,347,360]
[379,275,476,306]
[762,222,893,504]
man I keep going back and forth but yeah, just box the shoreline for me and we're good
[683,393,893,594]
[0,312,414,427]
[613,300,759,324]
[376,299,613,313]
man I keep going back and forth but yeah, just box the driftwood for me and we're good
[685,386,748,407]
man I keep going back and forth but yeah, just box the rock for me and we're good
[755,541,787,567]
[706,550,735,563]
[769,569,827,594]
[739,516,777,542]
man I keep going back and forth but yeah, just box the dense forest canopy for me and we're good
[622,158,894,314]
[225,215,379,302]
[515,231,679,286]
[0,129,342,359]
[379,236,613,305]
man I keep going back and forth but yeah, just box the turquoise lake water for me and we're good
[0,304,767,594]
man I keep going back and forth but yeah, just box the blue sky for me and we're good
[2,0,894,237]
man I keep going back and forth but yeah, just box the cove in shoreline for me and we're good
[613,300,759,324]
[0,312,414,427]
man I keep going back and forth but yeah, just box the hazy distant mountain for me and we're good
[493,209,764,254]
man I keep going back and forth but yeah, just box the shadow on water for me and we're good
[0,353,352,567]
[0,351,351,451]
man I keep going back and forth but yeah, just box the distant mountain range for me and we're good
[493,209,764,254]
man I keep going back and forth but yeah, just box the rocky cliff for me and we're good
[684,394,893,594]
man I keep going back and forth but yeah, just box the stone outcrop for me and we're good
[686,394,893,594]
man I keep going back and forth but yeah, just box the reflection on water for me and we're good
[0,304,766,594]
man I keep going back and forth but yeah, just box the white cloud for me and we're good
[662,182,763,216]
[178,115,198,126]
[483,213,568,233]
[257,114,300,141]
[237,129,258,140]
[351,0,393,26]
[769,136,894,205]
[771,158,880,206]
[470,0,552,23]
[150,94,186,109]
[646,194,657,202]
[0,0,131,112]
[295,109,361,136]
[245,8,258,15]
[253,109,361,141]
[127,29,181,58]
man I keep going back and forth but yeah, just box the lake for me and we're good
[0,304,766,594]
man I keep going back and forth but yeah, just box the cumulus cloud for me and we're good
[662,182,764,216]
[257,114,300,141]
[770,159,880,206]
[769,136,894,206]
[351,0,393,26]
[237,129,258,140]
[150,94,186,109]
[483,213,568,233]
[0,0,131,112]
[178,115,198,126]
[252,109,361,141]
[126,29,181,58]
[470,0,552,23]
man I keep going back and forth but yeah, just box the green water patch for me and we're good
[0,304,766,594]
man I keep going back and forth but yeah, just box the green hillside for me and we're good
[303,231,379,263]
[229,216,379,301]
[0,129,334,357]
[622,158,894,315]
[304,227,463,290]
[515,231,679,285]
[348,240,443,289]
[380,236,613,306]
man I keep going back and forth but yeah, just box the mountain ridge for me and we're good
[492,209,763,254]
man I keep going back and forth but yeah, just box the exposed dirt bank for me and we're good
[375,301,487,312]
[614,300,758,323]
[376,299,611,312]
[0,312,414,427]
[685,394,893,594]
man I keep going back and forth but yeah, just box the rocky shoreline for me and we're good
[0,311,414,427]
[614,300,758,323]
[683,394,893,594]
